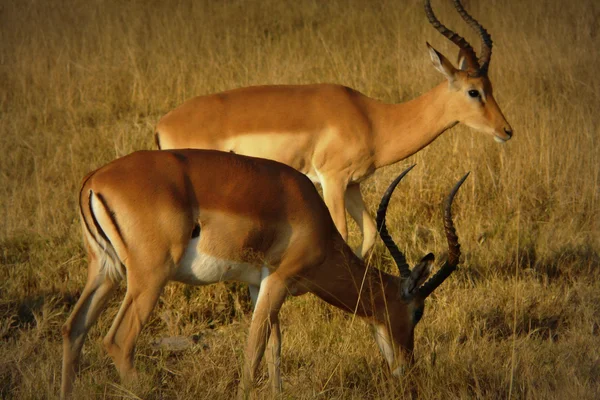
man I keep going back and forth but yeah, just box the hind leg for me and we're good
[102,261,169,381]
[321,176,349,242]
[61,254,118,399]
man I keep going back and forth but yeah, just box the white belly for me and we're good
[173,237,262,286]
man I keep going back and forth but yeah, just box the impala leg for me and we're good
[238,272,287,398]
[266,319,282,393]
[251,273,281,392]
[344,183,377,258]
[61,255,118,399]
[321,177,348,241]
[102,264,168,381]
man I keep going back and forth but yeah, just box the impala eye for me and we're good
[468,89,480,98]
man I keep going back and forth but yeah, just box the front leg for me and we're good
[266,320,282,394]
[238,272,287,398]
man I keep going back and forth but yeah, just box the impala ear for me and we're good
[401,253,434,298]
[412,253,434,287]
[427,42,458,83]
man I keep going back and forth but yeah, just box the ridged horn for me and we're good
[417,172,469,298]
[452,0,493,75]
[376,165,416,278]
[424,0,480,72]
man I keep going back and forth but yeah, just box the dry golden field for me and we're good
[1,0,599,398]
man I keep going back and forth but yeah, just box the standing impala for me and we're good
[61,149,468,398]
[154,0,511,257]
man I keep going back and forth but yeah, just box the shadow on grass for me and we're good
[470,243,600,282]
[0,291,77,341]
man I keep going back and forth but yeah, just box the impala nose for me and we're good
[494,126,513,143]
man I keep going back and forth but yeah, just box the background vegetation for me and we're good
[1,0,599,398]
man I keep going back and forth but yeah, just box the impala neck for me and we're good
[372,82,458,168]
[309,238,402,323]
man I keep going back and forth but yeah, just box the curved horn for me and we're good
[417,172,469,298]
[424,0,480,71]
[452,0,493,75]
[376,165,416,278]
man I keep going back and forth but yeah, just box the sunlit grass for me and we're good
[0,0,598,398]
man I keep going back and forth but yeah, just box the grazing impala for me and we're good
[60,149,468,398]
[154,0,511,257]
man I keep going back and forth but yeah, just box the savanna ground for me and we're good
[1,0,599,398]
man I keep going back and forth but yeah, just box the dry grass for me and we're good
[1,0,599,398]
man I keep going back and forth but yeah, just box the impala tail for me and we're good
[78,179,127,282]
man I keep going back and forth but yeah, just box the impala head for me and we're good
[375,165,469,371]
[425,0,513,142]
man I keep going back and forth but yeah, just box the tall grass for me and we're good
[1,0,599,398]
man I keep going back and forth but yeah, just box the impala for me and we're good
[154,0,511,257]
[60,150,469,398]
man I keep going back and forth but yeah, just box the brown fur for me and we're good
[61,150,428,398]
[155,54,511,258]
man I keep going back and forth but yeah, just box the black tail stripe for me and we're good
[79,175,97,246]
[89,190,111,245]
[95,193,127,249]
